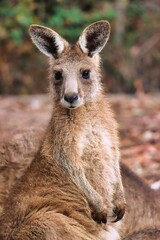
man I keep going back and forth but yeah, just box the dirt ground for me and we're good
[0,94,159,208]
[112,94,160,185]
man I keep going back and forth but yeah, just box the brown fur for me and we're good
[0,152,159,239]
[123,229,160,240]
[0,21,125,240]
[120,163,160,239]
[0,21,159,240]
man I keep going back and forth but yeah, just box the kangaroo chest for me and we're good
[80,124,118,200]
[79,125,114,161]
[53,120,115,169]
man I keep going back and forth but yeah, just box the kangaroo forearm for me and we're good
[53,145,104,211]
[67,163,104,209]
[71,168,104,212]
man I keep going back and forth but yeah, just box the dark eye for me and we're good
[55,71,62,81]
[82,70,90,79]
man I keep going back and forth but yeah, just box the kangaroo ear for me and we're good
[78,20,110,57]
[29,25,69,58]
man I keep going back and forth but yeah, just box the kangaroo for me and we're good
[0,21,125,240]
[120,163,160,240]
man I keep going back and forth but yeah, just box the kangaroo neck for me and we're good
[42,98,103,156]
[42,103,89,158]
[51,101,99,126]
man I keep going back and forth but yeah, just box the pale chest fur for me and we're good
[53,119,119,175]
[78,124,115,160]
[78,123,119,197]
[52,112,120,201]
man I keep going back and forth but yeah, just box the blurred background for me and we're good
[0,0,160,95]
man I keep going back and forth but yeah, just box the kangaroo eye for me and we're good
[82,70,90,79]
[55,71,62,81]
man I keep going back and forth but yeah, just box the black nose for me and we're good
[64,93,78,104]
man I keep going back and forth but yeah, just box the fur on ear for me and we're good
[78,20,110,57]
[29,25,69,58]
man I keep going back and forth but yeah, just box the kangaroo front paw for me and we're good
[112,202,126,223]
[91,207,108,224]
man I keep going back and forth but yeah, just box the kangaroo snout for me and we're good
[61,91,83,109]
[64,93,78,104]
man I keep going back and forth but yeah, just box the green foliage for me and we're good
[10,28,23,45]
[0,1,34,45]
[0,0,159,94]
[47,6,85,41]
[127,1,145,19]
[0,0,117,44]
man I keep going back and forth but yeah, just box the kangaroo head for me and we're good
[29,21,110,109]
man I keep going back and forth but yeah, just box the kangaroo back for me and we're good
[121,163,160,239]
